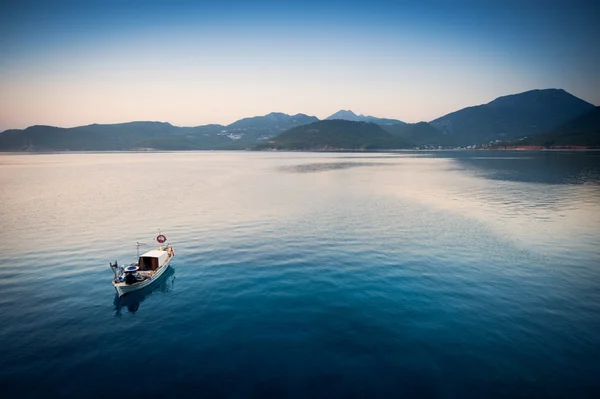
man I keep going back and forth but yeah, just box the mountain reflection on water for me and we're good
[445,150,600,185]
[278,161,389,173]
[113,267,176,315]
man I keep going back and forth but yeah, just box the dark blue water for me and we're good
[1,151,599,398]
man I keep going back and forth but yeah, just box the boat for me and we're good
[110,233,175,297]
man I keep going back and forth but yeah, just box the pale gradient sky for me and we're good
[0,0,598,131]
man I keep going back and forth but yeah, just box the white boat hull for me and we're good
[112,249,173,297]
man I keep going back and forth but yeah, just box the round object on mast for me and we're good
[156,234,167,244]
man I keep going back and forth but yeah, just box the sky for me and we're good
[0,0,598,130]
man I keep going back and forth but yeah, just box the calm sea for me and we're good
[1,151,599,398]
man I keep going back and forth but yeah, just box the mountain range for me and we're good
[430,89,595,144]
[0,89,597,151]
[226,112,319,134]
[0,113,319,151]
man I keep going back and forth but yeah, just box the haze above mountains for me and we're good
[0,89,597,151]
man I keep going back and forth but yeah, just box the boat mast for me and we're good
[136,242,146,259]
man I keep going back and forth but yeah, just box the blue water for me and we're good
[1,151,599,398]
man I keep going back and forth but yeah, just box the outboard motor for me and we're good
[110,261,119,281]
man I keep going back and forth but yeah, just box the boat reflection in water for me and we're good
[113,267,176,315]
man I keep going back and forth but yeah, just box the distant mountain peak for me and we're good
[225,112,319,132]
[326,110,404,125]
[265,112,288,117]
[326,110,360,120]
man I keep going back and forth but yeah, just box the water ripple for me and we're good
[277,161,389,173]
[0,151,599,398]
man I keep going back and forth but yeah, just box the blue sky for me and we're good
[0,0,598,129]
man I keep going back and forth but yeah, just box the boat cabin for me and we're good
[138,249,168,271]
